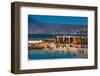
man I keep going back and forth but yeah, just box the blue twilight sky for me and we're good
[28,15,88,25]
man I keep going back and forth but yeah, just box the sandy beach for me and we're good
[28,40,87,57]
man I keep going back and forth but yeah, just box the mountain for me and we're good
[28,18,88,34]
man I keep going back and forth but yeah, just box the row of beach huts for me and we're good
[53,34,88,45]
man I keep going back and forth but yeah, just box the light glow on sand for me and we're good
[28,40,44,43]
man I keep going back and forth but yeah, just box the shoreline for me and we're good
[28,40,87,54]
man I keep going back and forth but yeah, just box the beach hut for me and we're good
[68,37,70,44]
[73,37,76,44]
[77,38,80,44]
[62,35,66,48]
[56,36,59,43]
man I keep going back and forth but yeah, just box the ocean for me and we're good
[28,50,85,60]
[29,34,55,40]
[28,34,87,40]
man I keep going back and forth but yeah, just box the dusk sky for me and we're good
[28,15,88,25]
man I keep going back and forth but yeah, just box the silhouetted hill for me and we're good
[28,18,87,34]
